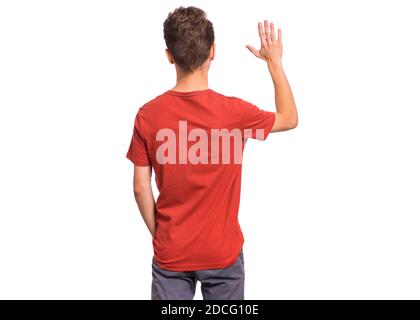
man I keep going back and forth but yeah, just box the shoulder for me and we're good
[135,91,168,117]
[210,89,241,102]
[209,90,251,110]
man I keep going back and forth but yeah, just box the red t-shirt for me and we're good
[126,88,275,271]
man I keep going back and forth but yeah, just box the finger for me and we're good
[270,22,276,42]
[258,22,267,47]
[264,20,271,44]
[246,45,260,58]
[277,28,282,44]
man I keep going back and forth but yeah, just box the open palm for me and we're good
[246,20,283,64]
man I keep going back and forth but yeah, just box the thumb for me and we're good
[246,45,260,58]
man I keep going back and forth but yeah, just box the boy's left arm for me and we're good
[132,165,156,237]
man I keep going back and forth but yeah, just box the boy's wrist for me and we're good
[267,59,283,71]
[267,59,284,81]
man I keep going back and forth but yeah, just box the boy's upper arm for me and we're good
[270,112,299,132]
[236,97,276,140]
[126,111,152,166]
[133,165,152,190]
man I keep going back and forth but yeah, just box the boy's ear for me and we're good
[165,49,174,64]
[209,43,215,61]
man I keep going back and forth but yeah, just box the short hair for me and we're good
[163,6,215,73]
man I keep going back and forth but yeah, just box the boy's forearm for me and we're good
[267,61,297,120]
[134,186,156,237]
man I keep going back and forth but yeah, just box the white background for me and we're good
[0,0,419,299]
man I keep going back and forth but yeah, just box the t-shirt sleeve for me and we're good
[126,111,152,166]
[239,98,276,140]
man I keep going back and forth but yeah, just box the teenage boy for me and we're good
[126,6,298,300]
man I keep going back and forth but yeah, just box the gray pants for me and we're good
[151,249,245,300]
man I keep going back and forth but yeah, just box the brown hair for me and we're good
[163,6,214,73]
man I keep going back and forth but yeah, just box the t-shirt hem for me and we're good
[154,261,235,272]
[264,112,277,140]
[154,240,245,272]
[126,153,151,166]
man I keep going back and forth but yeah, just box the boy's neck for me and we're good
[171,66,209,92]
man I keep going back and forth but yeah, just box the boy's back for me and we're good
[127,88,275,271]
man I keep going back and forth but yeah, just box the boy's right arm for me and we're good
[246,20,298,132]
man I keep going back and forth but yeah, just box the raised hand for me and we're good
[246,20,283,65]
